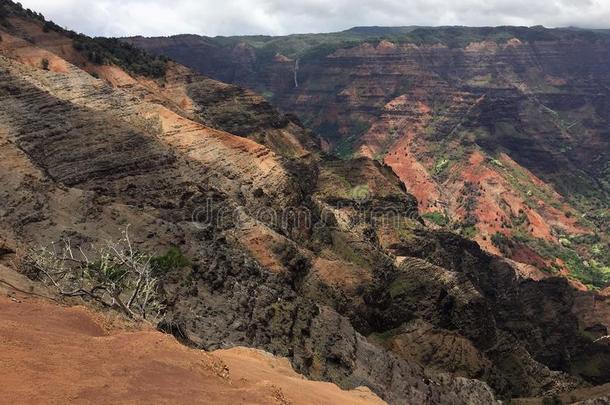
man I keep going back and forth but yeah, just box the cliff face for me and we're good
[2,5,610,403]
[128,29,610,289]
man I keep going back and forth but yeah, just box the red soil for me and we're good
[0,291,384,405]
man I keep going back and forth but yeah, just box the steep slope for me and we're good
[0,6,497,404]
[129,27,610,288]
[1,3,610,403]
[0,271,384,405]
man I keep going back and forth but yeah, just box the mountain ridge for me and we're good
[1,1,610,403]
[128,26,610,289]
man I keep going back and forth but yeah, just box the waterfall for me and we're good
[294,59,299,88]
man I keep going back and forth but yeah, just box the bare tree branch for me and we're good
[24,226,165,321]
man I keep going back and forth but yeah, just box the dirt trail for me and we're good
[0,282,384,405]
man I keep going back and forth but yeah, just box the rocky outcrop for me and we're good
[1,9,609,404]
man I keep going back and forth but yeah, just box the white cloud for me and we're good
[17,0,610,37]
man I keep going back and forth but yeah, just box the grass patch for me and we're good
[461,225,477,239]
[151,247,190,276]
[512,232,610,288]
[433,157,451,176]
[491,232,512,256]
[423,211,450,227]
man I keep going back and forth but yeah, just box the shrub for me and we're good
[41,58,49,70]
[491,232,512,256]
[433,157,450,176]
[423,211,449,227]
[150,247,190,276]
[1,0,169,79]
[272,242,310,278]
[24,227,170,320]
[72,36,169,78]
[461,225,477,239]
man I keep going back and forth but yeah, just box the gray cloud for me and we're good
[18,0,610,37]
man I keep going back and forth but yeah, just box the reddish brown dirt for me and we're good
[380,96,444,213]
[236,223,288,274]
[510,245,549,270]
[312,258,373,293]
[0,30,72,73]
[357,88,592,264]
[384,130,443,213]
[0,293,385,405]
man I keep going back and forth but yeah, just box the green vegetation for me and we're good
[25,229,176,320]
[205,25,610,67]
[490,158,504,168]
[73,37,169,78]
[491,232,512,256]
[512,231,610,289]
[0,0,169,78]
[332,120,370,159]
[423,211,450,227]
[433,157,451,176]
[393,25,608,48]
[461,225,477,239]
[389,277,411,299]
[0,4,7,26]
[317,169,354,200]
[396,221,419,243]
[330,231,370,268]
[0,0,46,28]
[486,147,556,208]
[511,210,528,227]
[260,90,274,99]
[207,29,392,62]
[334,135,359,159]
[150,247,190,276]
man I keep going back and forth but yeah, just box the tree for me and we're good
[41,58,49,70]
[25,226,165,320]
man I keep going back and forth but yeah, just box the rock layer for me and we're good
[130,28,610,288]
[1,8,609,404]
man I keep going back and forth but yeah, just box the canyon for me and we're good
[129,27,610,289]
[0,1,609,403]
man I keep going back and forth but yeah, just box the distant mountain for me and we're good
[2,1,610,402]
[128,25,610,289]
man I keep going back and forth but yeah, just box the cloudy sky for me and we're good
[18,0,610,37]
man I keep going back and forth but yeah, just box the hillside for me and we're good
[1,1,610,403]
[0,266,384,405]
[128,26,610,289]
